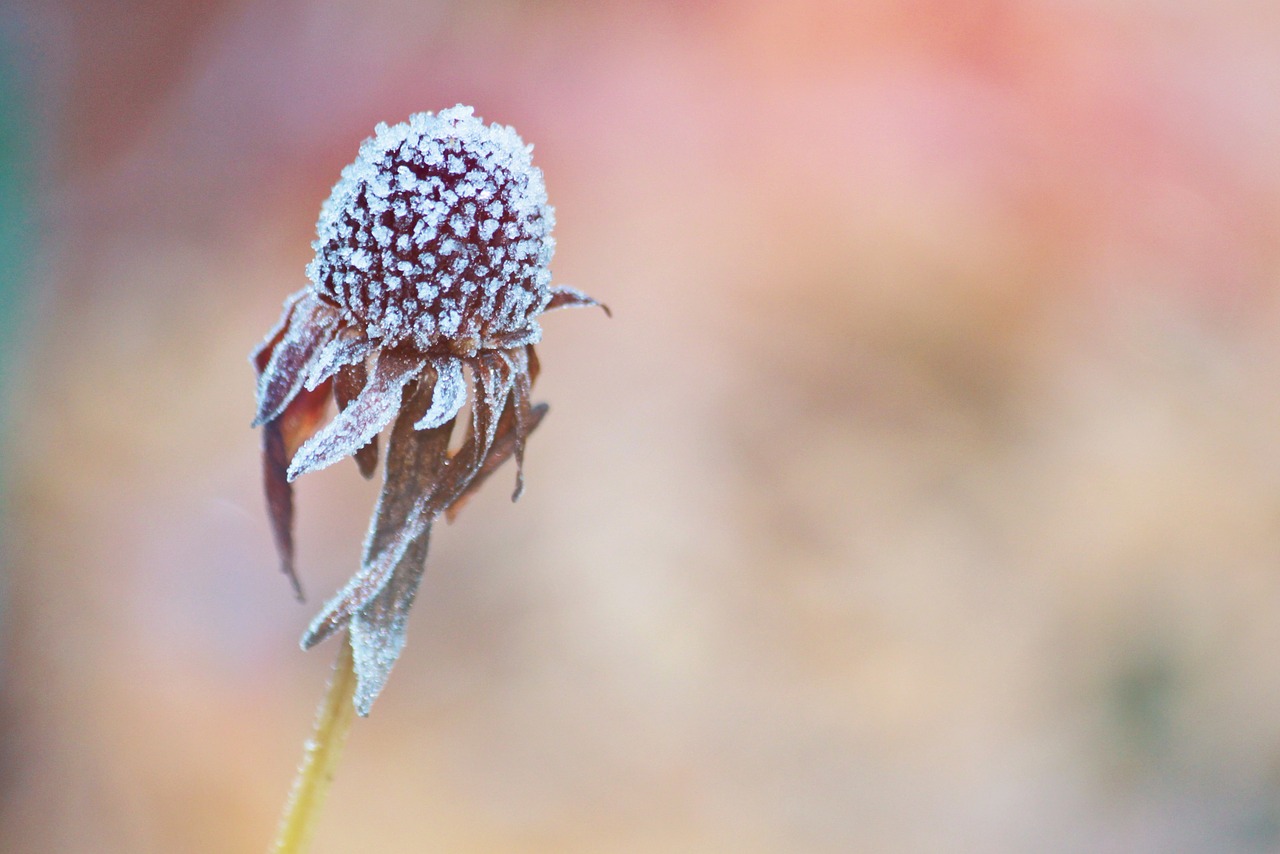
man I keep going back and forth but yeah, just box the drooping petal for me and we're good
[509,369,532,500]
[287,346,427,481]
[253,293,338,427]
[300,377,452,651]
[261,380,332,599]
[414,357,467,430]
[446,402,548,523]
[334,361,378,478]
[348,526,430,715]
[546,285,611,317]
[526,343,540,384]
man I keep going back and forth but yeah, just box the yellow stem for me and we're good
[269,633,358,854]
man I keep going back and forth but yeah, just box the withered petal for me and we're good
[316,352,516,626]
[348,527,430,715]
[261,381,332,599]
[510,353,533,501]
[335,361,378,478]
[287,347,427,482]
[446,402,548,523]
[253,294,338,427]
[547,286,611,317]
[301,379,451,651]
[250,290,306,374]
[304,333,375,391]
[414,357,466,430]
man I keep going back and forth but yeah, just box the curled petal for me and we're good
[287,347,427,482]
[415,357,467,430]
[253,293,338,427]
[547,286,611,317]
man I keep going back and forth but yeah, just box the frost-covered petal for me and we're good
[510,363,533,500]
[334,361,379,478]
[414,357,467,430]
[303,333,375,391]
[253,294,338,427]
[348,528,429,715]
[546,285,610,317]
[287,347,426,481]
[250,289,307,373]
[317,351,516,625]
[301,381,452,652]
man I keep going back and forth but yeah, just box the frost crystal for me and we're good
[308,105,556,349]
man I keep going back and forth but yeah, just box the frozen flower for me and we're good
[251,106,605,714]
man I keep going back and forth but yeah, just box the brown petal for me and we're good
[261,380,332,600]
[250,289,306,374]
[335,361,378,479]
[288,347,427,481]
[445,402,547,522]
[253,294,337,427]
[301,376,452,650]
[546,286,611,317]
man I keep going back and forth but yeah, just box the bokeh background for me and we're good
[4,1,1280,851]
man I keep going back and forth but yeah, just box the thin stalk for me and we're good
[269,633,358,854]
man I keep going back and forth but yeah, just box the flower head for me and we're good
[307,106,554,351]
[251,106,606,714]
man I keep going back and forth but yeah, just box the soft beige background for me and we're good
[5,1,1280,852]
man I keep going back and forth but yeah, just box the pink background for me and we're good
[5,1,1280,851]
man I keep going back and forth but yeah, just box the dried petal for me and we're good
[301,378,452,651]
[414,357,466,430]
[510,365,533,500]
[304,333,375,391]
[335,361,378,478]
[250,290,307,373]
[261,381,332,599]
[310,351,516,639]
[547,286,611,317]
[348,526,430,715]
[288,347,427,481]
[253,294,337,427]
[446,402,548,522]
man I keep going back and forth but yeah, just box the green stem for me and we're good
[269,633,358,854]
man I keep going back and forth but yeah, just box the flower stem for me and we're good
[269,632,358,854]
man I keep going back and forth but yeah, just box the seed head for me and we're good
[306,105,556,351]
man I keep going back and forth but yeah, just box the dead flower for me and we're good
[250,106,605,714]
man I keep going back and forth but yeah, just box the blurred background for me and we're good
[4,1,1280,851]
